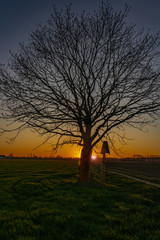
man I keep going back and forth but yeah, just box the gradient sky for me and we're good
[0,0,160,158]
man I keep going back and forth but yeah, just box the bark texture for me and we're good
[79,146,92,182]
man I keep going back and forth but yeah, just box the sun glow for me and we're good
[91,155,96,160]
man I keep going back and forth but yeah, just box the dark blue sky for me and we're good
[0,0,160,63]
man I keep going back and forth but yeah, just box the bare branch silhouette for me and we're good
[0,2,160,181]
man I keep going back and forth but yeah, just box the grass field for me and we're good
[105,161,160,184]
[0,159,160,240]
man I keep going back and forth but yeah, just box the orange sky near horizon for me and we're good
[0,124,160,158]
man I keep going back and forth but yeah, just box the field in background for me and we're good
[0,159,160,240]
[104,161,160,184]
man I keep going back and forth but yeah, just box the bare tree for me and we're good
[0,3,160,181]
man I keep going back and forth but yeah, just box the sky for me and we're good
[0,0,160,158]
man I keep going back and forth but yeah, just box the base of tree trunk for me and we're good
[79,146,92,182]
[79,159,90,182]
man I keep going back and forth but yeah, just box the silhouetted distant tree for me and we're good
[0,3,160,181]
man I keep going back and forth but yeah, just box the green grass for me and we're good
[0,159,160,240]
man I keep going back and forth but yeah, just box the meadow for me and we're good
[0,159,160,240]
[105,161,160,184]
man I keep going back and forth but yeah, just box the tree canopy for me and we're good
[0,2,160,181]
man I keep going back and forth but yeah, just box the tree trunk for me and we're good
[79,145,92,182]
